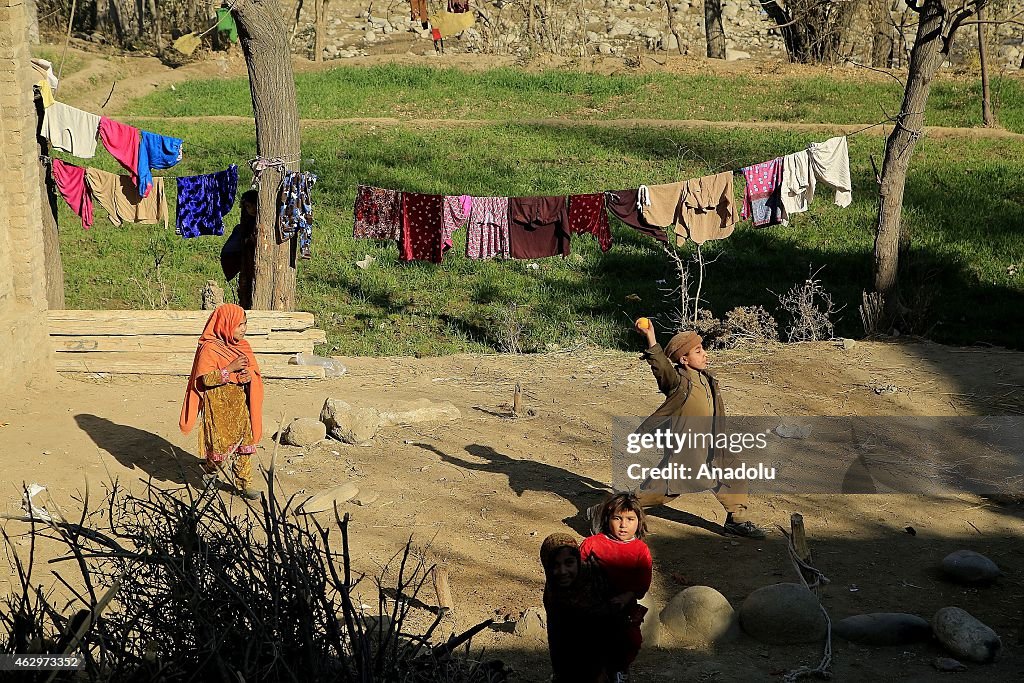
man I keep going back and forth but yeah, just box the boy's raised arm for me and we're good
[636,321,682,396]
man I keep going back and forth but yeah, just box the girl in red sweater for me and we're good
[580,494,653,683]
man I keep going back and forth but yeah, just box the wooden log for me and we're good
[54,352,324,379]
[268,329,327,344]
[431,566,455,615]
[53,335,314,355]
[48,310,315,334]
[791,513,810,564]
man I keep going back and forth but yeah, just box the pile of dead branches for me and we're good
[0,473,505,682]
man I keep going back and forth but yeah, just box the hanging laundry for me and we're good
[401,192,445,263]
[639,181,685,228]
[31,58,59,90]
[678,172,736,245]
[442,195,472,258]
[216,7,239,43]
[85,167,168,229]
[779,150,812,223]
[34,80,54,107]
[51,159,93,229]
[807,136,853,208]
[277,171,318,259]
[605,189,668,243]
[741,158,785,228]
[98,116,141,182]
[430,9,475,37]
[176,164,239,239]
[466,196,511,260]
[353,185,403,240]
[448,0,470,12]
[137,130,184,199]
[567,193,612,252]
[636,185,652,211]
[41,102,100,158]
[509,196,571,259]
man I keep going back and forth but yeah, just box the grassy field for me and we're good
[58,94,1024,353]
[124,64,1024,134]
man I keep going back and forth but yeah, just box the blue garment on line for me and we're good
[277,171,318,259]
[176,164,238,238]
[137,130,184,198]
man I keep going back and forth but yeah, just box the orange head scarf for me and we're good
[179,304,264,442]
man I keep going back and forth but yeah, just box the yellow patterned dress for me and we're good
[198,369,255,487]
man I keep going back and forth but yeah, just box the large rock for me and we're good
[739,583,826,645]
[282,417,327,447]
[833,613,931,646]
[941,550,1001,584]
[639,593,660,648]
[514,607,546,642]
[725,49,751,61]
[608,19,633,37]
[660,586,737,645]
[297,482,359,514]
[375,398,461,427]
[932,607,1001,663]
[320,399,381,444]
[663,33,679,51]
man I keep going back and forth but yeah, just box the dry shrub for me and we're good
[776,267,841,342]
[715,306,780,349]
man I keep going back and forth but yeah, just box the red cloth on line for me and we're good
[401,192,445,262]
[51,159,93,229]
[568,193,612,252]
[98,116,141,186]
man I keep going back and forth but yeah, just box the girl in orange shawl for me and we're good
[179,304,264,499]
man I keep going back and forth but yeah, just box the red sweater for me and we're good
[579,534,652,599]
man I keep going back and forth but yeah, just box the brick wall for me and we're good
[0,0,54,389]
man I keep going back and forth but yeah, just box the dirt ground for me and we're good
[2,339,1023,680]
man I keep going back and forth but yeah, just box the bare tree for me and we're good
[977,3,994,126]
[705,0,726,58]
[758,0,860,63]
[234,0,302,310]
[870,0,896,67]
[872,0,989,320]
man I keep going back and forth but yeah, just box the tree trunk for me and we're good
[870,0,893,67]
[234,0,302,311]
[35,94,65,309]
[872,0,947,305]
[314,0,323,61]
[704,0,726,59]
[149,0,163,55]
[977,4,993,127]
[26,0,40,43]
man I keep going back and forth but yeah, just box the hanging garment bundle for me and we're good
[277,171,318,259]
[567,193,612,252]
[51,159,94,229]
[99,116,141,184]
[41,102,100,158]
[85,167,168,229]
[176,164,239,238]
[605,188,667,243]
[401,192,445,263]
[138,131,184,198]
[639,181,685,229]
[780,136,852,222]
[442,195,472,259]
[509,196,571,259]
[353,185,403,241]
[741,158,785,228]
[678,171,736,245]
[466,196,511,260]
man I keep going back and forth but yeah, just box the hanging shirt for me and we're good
[442,195,472,258]
[98,116,141,183]
[741,158,785,228]
[353,185,403,240]
[34,80,54,107]
[51,159,93,229]
[41,102,100,158]
[85,167,168,229]
[401,192,445,262]
[639,181,684,228]
[137,131,184,199]
[678,171,737,245]
[605,189,667,243]
[567,193,612,252]
[277,171,318,259]
[466,196,510,260]
[216,7,239,42]
[508,196,571,259]
[176,165,239,239]
[807,136,853,208]
[780,150,812,223]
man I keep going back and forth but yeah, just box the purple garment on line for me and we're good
[176,164,238,238]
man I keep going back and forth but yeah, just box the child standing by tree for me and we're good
[179,304,263,500]
[580,494,653,683]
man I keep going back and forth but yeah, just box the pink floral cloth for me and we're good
[741,158,785,227]
[466,197,510,260]
[567,193,612,252]
[442,195,472,258]
[401,192,444,262]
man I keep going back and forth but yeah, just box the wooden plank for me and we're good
[55,352,313,372]
[267,329,328,344]
[53,335,314,355]
[55,355,325,380]
[48,310,315,333]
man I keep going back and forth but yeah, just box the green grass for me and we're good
[30,47,85,78]
[57,120,1024,354]
[125,64,1024,133]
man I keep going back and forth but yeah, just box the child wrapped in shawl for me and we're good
[541,533,617,683]
[179,304,264,499]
